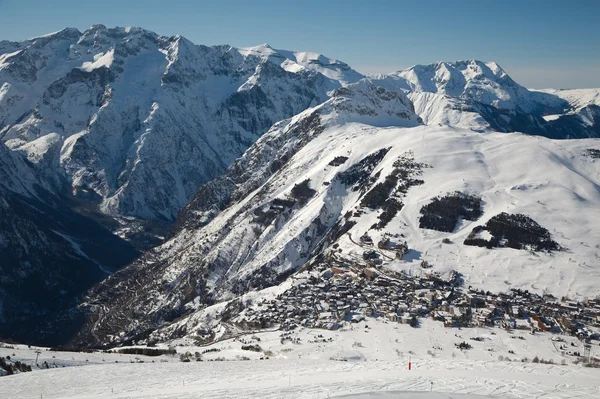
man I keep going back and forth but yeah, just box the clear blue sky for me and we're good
[0,0,598,88]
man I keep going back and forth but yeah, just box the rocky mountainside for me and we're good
[0,26,362,224]
[1,30,598,228]
[72,79,600,348]
[73,81,423,346]
[0,141,137,344]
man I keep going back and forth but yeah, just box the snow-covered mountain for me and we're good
[0,25,363,223]
[2,28,598,228]
[72,79,600,347]
[2,26,600,347]
[371,60,599,138]
[394,60,566,114]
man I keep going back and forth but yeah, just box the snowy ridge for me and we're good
[537,88,600,110]
[76,79,600,346]
[372,60,599,137]
[393,60,567,114]
[239,43,364,86]
[0,25,363,222]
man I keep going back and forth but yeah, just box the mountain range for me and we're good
[1,25,599,346]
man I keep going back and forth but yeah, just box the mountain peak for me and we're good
[29,27,82,42]
[393,59,561,113]
[87,23,108,31]
[240,43,275,54]
[323,80,422,127]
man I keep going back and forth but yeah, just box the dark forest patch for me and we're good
[419,192,483,232]
[359,152,427,229]
[464,212,560,252]
[328,156,349,166]
[336,148,390,192]
[290,179,316,205]
[253,180,316,226]
[584,148,600,159]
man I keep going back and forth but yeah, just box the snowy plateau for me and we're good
[1,25,600,398]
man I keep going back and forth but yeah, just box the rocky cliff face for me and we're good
[0,26,363,223]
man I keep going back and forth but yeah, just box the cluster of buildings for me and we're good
[232,250,600,345]
[234,256,458,331]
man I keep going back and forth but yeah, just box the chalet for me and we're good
[386,313,399,322]
[378,238,392,249]
[400,313,412,324]
[475,313,487,327]
[469,295,486,308]
[360,234,373,245]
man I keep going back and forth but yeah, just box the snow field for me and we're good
[3,318,599,398]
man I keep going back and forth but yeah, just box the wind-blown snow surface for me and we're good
[5,359,600,398]
[77,81,600,346]
[3,319,600,398]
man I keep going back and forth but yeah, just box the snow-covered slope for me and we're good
[3,26,600,348]
[394,60,566,115]
[74,79,600,347]
[2,319,600,398]
[380,61,600,138]
[0,25,363,222]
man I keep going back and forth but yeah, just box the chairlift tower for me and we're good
[583,342,592,363]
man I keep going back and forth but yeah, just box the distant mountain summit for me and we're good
[394,59,566,114]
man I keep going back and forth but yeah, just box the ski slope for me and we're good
[2,345,599,398]
[3,316,600,398]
